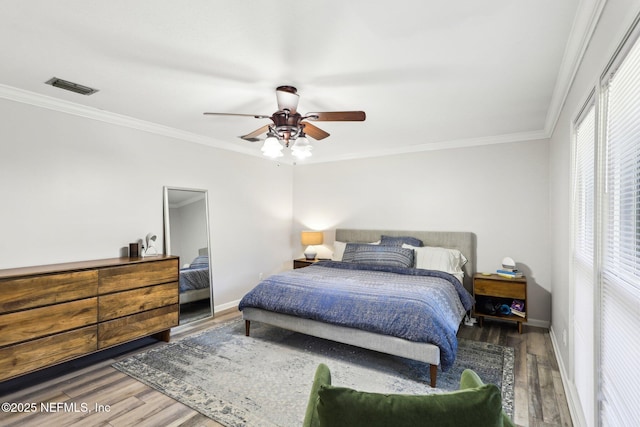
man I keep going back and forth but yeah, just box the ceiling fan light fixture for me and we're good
[203,85,365,160]
[292,147,312,160]
[261,135,284,158]
[291,135,313,160]
[264,149,284,159]
[276,86,299,112]
[292,135,310,148]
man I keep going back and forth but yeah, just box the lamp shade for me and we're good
[301,231,324,246]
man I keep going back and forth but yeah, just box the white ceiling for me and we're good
[0,0,583,163]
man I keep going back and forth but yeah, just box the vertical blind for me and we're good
[572,103,595,427]
[600,28,640,426]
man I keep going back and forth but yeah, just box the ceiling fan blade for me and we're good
[305,111,366,122]
[240,124,270,141]
[301,122,330,140]
[204,112,272,119]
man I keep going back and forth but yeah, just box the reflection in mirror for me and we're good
[163,187,213,323]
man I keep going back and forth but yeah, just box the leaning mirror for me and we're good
[163,186,213,323]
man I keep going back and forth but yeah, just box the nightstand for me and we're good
[473,273,527,333]
[293,258,323,269]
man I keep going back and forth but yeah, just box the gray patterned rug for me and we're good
[114,319,514,427]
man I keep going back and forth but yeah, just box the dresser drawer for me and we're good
[0,326,97,381]
[0,270,98,314]
[98,304,179,349]
[98,282,179,322]
[99,259,179,294]
[0,298,97,347]
[474,278,526,299]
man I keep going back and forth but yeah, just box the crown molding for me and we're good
[1,84,548,165]
[544,0,608,136]
[302,129,550,164]
[0,84,262,159]
[0,83,555,167]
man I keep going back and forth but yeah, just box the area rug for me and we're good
[114,319,514,427]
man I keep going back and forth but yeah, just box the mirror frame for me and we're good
[163,186,214,321]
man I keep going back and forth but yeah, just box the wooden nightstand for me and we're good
[473,273,527,333]
[293,258,323,269]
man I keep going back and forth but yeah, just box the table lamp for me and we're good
[301,231,324,260]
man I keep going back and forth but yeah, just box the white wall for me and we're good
[293,139,551,325]
[0,97,293,309]
[549,0,640,425]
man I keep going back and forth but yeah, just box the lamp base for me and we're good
[304,252,317,260]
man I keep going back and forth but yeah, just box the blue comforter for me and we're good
[238,261,474,371]
[179,267,209,292]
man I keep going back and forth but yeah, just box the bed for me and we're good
[239,229,476,387]
[179,249,211,304]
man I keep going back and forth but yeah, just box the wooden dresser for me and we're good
[0,256,179,382]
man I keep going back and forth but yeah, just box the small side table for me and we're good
[473,273,527,333]
[293,258,323,269]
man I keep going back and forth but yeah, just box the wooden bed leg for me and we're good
[245,320,250,336]
[430,364,438,388]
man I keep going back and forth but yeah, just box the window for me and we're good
[572,100,595,426]
[599,24,640,426]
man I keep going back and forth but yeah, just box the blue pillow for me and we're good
[342,243,414,268]
[380,235,423,247]
[189,255,209,269]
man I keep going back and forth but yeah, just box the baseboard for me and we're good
[527,317,550,329]
[214,299,241,314]
[549,325,584,427]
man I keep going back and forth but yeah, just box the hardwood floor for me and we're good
[457,320,573,427]
[1,310,572,427]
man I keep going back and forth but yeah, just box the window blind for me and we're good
[600,27,640,426]
[572,103,595,426]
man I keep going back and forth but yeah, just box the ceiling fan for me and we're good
[204,85,366,159]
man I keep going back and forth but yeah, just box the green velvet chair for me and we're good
[303,363,515,427]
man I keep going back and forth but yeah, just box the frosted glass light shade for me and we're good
[276,88,300,112]
[262,136,283,158]
[292,136,312,159]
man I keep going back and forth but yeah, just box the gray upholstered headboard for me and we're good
[335,229,476,294]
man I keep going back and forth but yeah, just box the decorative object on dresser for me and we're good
[129,242,141,258]
[142,232,159,257]
[301,230,324,260]
[472,273,527,333]
[0,255,179,382]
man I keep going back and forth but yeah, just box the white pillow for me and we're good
[332,241,347,261]
[403,244,468,274]
[332,240,381,261]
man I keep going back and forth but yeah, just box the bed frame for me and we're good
[242,229,476,388]
[179,287,210,304]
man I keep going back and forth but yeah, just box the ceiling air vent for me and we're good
[45,77,99,96]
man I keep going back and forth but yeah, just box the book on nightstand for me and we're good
[496,269,524,278]
[510,309,526,318]
[510,299,526,317]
